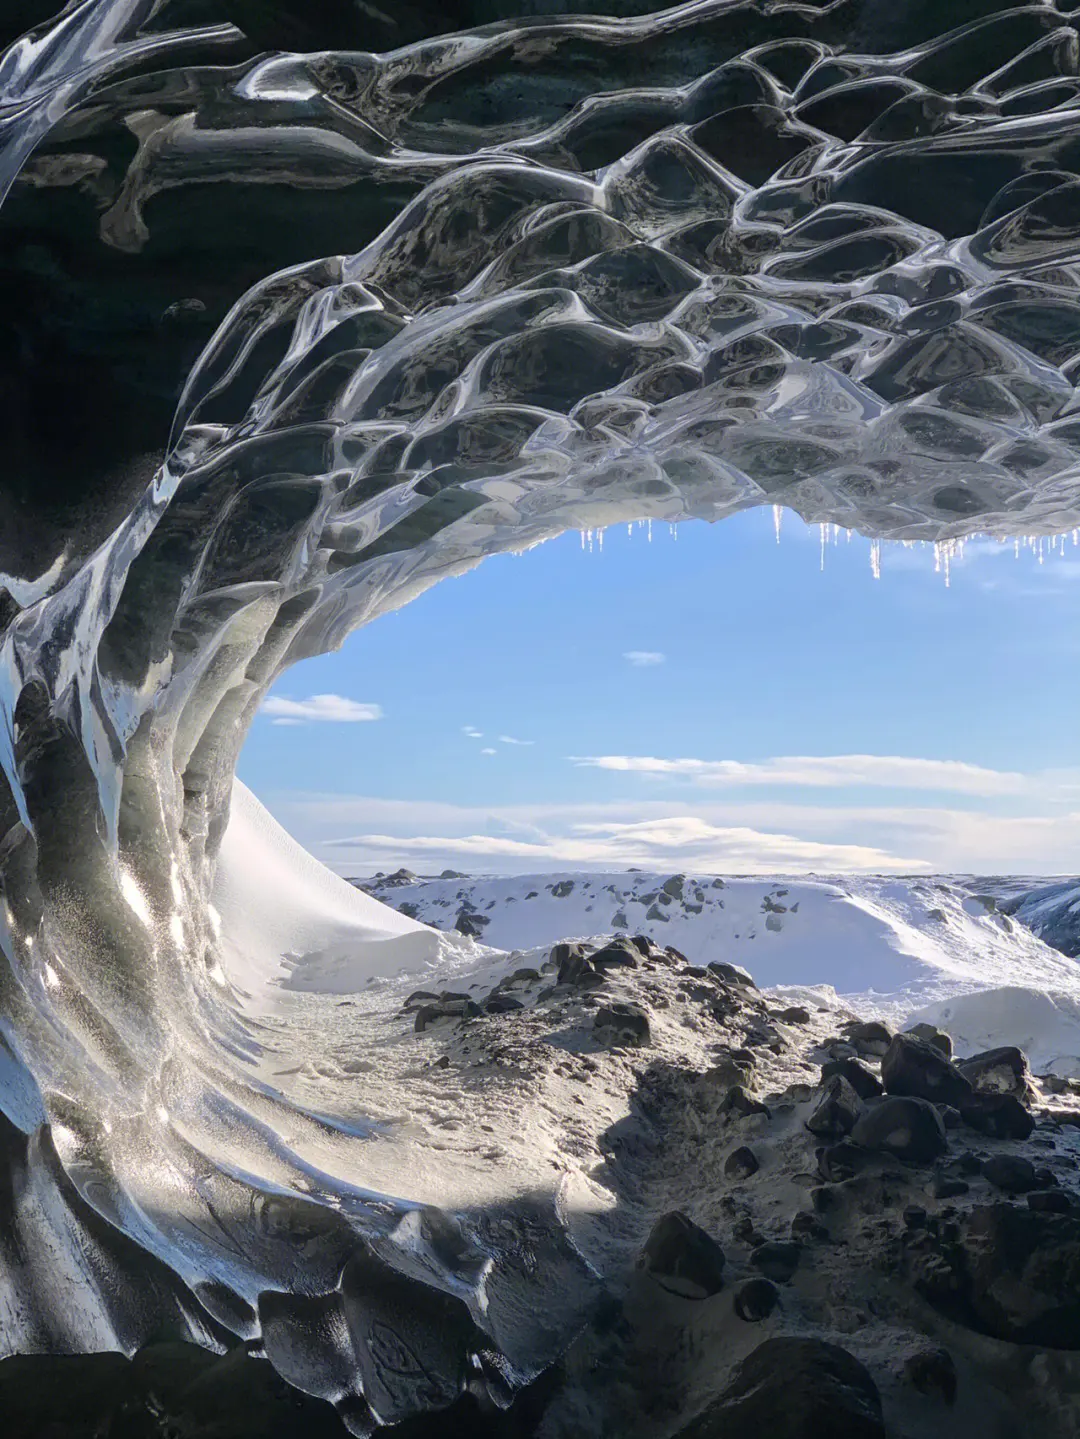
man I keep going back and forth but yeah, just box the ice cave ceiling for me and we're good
[5,0,1080,1425]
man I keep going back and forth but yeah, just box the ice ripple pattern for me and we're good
[3,0,1080,1428]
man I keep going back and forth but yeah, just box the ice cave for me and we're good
[3,0,1080,1435]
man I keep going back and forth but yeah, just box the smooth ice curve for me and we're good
[5,0,1080,1426]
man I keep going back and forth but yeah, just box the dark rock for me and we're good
[791,1211,829,1241]
[680,1337,885,1439]
[847,1019,894,1058]
[482,994,524,1014]
[906,1203,1080,1346]
[721,1086,771,1120]
[904,1022,953,1058]
[960,1091,1035,1140]
[698,1055,756,1092]
[982,1154,1037,1194]
[402,989,440,1012]
[903,1205,928,1229]
[817,1140,886,1182]
[725,1145,760,1180]
[903,1346,957,1405]
[931,1171,970,1200]
[881,1034,973,1107]
[454,910,490,937]
[639,1211,725,1299]
[957,1045,1031,1096]
[733,1278,779,1322]
[556,946,606,989]
[776,1005,811,1024]
[1028,1188,1073,1213]
[939,1104,962,1130]
[502,966,541,987]
[851,1095,948,1163]
[590,942,639,970]
[415,999,480,1032]
[628,934,654,957]
[550,879,575,898]
[750,1240,802,1283]
[820,1057,883,1100]
[806,1074,862,1139]
[708,961,757,988]
[594,1003,651,1048]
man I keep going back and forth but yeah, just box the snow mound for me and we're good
[356,868,1080,1066]
[213,782,465,995]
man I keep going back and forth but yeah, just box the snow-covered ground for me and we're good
[212,787,1080,1073]
[355,867,1080,1074]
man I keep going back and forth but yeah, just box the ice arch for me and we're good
[4,0,1080,1426]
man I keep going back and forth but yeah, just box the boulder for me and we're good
[957,1045,1030,1096]
[776,1005,811,1025]
[594,1003,650,1048]
[708,960,757,988]
[904,1023,953,1058]
[720,1085,771,1120]
[639,1212,725,1299]
[851,1096,948,1164]
[482,994,523,1014]
[750,1240,802,1283]
[414,999,480,1032]
[847,1020,894,1058]
[906,1203,1080,1347]
[881,1034,973,1107]
[725,1145,760,1180]
[679,1337,885,1439]
[733,1278,779,1321]
[960,1091,1035,1140]
[806,1075,862,1140]
[903,1346,957,1405]
[982,1154,1037,1194]
[1029,1188,1074,1214]
[820,1057,883,1100]
[590,942,640,970]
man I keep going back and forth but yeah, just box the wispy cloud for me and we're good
[498,735,534,746]
[623,650,666,667]
[462,725,484,739]
[572,753,1032,798]
[323,814,919,873]
[261,694,383,727]
[480,747,497,755]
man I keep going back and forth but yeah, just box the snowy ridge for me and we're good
[354,868,1080,1073]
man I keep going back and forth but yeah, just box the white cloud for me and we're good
[480,747,497,755]
[572,753,1031,798]
[498,735,534,746]
[323,815,918,873]
[261,694,383,726]
[462,726,484,738]
[623,650,666,667]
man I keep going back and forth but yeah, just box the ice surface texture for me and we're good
[5,0,1080,1425]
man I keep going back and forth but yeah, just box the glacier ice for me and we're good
[5,0,1080,1424]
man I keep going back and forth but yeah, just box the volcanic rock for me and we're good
[906,1203,1080,1347]
[720,1086,771,1120]
[590,942,640,970]
[594,1003,651,1048]
[750,1240,802,1283]
[851,1096,948,1163]
[639,1212,725,1299]
[960,1091,1035,1140]
[733,1278,779,1321]
[982,1154,1037,1193]
[904,1022,953,1058]
[846,1020,894,1058]
[679,1337,886,1439]
[820,1056,884,1100]
[708,961,757,988]
[414,999,480,1032]
[806,1074,862,1140]
[881,1034,973,1107]
[957,1045,1031,1096]
[1028,1188,1074,1213]
[725,1145,760,1180]
[903,1346,957,1405]
[482,994,524,1014]
[776,1005,811,1024]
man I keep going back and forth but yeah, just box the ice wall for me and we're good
[4,0,1080,1425]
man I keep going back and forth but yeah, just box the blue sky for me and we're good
[239,510,1080,876]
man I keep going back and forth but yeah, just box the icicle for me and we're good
[870,539,881,580]
[819,523,827,572]
[646,519,653,543]
[773,504,783,544]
